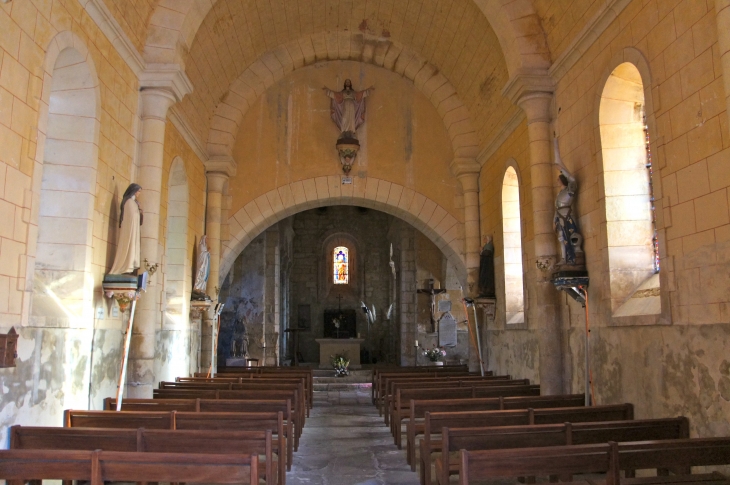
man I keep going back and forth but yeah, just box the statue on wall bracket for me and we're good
[553,137,585,271]
[323,79,374,175]
[551,136,589,306]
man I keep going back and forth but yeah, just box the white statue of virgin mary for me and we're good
[192,235,211,299]
[109,183,143,275]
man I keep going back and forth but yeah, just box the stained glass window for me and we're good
[333,247,349,284]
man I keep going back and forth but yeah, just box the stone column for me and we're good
[451,158,481,295]
[200,157,236,373]
[128,67,192,398]
[717,0,730,124]
[504,73,564,394]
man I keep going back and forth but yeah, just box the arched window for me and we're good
[599,62,660,316]
[333,246,349,284]
[502,166,525,324]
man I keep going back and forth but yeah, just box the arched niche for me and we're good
[31,44,100,330]
[501,164,525,325]
[599,61,660,317]
[157,156,191,382]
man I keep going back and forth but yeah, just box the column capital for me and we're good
[502,69,554,123]
[139,63,193,103]
[450,158,481,178]
[205,155,237,179]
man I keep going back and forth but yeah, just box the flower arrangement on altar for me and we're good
[330,351,350,377]
[421,345,447,362]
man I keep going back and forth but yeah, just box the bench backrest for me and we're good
[459,443,614,485]
[65,410,174,429]
[397,385,540,412]
[615,437,730,474]
[0,449,258,485]
[410,394,586,421]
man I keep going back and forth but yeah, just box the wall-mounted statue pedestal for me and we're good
[552,270,589,305]
[316,338,364,369]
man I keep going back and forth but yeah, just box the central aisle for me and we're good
[288,386,420,485]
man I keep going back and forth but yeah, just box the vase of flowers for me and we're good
[330,351,350,377]
[421,345,446,365]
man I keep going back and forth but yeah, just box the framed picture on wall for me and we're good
[298,304,311,331]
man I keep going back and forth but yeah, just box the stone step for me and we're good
[313,382,372,392]
[312,369,372,378]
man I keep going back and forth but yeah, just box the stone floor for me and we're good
[288,388,420,485]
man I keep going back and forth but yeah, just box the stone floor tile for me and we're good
[290,392,419,485]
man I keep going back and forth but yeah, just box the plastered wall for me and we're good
[481,0,730,437]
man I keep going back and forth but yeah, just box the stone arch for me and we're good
[593,47,666,320]
[30,31,101,330]
[142,0,548,79]
[206,33,479,160]
[220,177,465,286]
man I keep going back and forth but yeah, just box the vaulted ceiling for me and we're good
[103,0,598,159]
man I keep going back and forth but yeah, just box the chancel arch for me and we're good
[28,31,101,416]
[596,49,662,318]
[220,177,465,290]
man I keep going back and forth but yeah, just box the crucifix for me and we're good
[417,278,447,333]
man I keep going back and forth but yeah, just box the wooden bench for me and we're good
[458,442,615,485]
[380,375,520,418]
[374,370,475,409]
[152,387,304,446]
[103,396,295,454]
[374,369,475,406]
[433,417,689,485]
[65,409,292,473]
[205,368,314,409]
[406,394,586,469]
[0,449,258,485]
[392,384,541,445]
[457,437,730,485]
[10,425,280,485]
[385,378,528,425]
[160,379,310,416]
[418,404,634,484]
[181,372,314,406]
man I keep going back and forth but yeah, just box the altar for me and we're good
[315,338,364,369]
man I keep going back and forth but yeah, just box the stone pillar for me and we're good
[263,227,281,366]
[128,67,192,398]
[200,157,236,373]
[717,0,730,125]
[398,224,417,366]
[451,158,481,295]
[504,73,564,394]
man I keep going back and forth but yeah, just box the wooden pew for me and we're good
[374,370,474,409]
[181,372,313,406]
[65,409,292,473]
[406,394,586,469]
[385,377,530,427]
[457,442,615,485]
[418,404,634,484]
[0,449,258,485]
[380,375,519,418]
[372,365,470,400]
[204,368,314,409]
[103,396,295,457]
[612,437,730,484]
[10,425,280,485]
[152,387,304,446]
[392,384,541,445]
[160,379,310,417]
[433,417,689,485]
[456,438,730,485]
